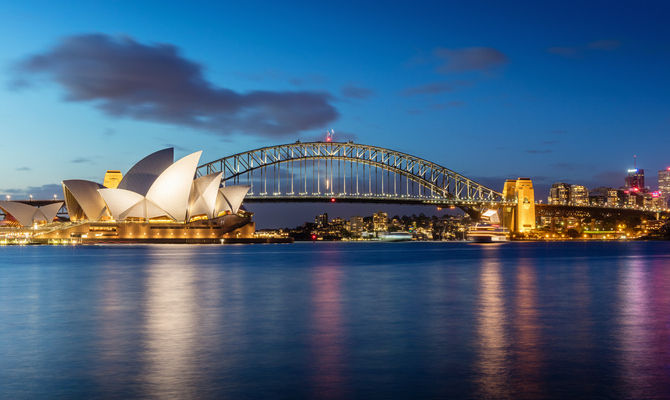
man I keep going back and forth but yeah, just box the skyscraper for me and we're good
[625,168,645,190]
[659,167,670,206]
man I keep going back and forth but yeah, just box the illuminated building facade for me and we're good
[349,216,364,236]
[373,211,388,232]
[548,183,570,205]
[569,185,589,206]
[315,213,328,228]
[607,189,619,207]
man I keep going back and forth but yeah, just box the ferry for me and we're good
[467,223,510,242]
[378,231,413,242]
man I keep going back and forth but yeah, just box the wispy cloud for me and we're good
[341,84,374,99]
[433,47,507,73]
[587,40,621,51]
[401,81,469,96]
[12,34,338,137]
[430,101,465,109]
[15,166,31,171]
[547,39,621,58]
[71,157,93,164]
[1,184,63,199]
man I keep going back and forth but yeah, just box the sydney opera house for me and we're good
[0,148,255,243]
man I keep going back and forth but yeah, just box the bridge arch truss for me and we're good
[198,141,504,204]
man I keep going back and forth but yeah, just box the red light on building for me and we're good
[311,234,317,240]
[330,198,336,202]
[652,191,660,198]
[632,187,639,192]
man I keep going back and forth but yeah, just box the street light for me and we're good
[4,195,9,201]
[29,194,33,202]
[53,194,57,200]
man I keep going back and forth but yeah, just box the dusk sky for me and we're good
[2,1,669,225]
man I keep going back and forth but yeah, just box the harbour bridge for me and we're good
[197,141,508,209]
[197,141,668,224]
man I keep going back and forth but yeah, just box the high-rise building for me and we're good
[569,185,589,206]
[372,211,388,232]
[625,168,645,190]
[548,183,570,205]
[659,168,670,206]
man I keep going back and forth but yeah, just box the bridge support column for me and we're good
[502,178,536,234]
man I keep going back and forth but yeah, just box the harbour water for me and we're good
[1,241,670,399]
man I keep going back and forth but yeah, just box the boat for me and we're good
[378,231,413,242]
[467,223,509,242]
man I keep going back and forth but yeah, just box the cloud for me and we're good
[288,74,327,87]
[433,47,507,73]
[340,84,374,99]
[2,184,63,199]
[525,149,552,154]
[547,39,620,58]
[164,143,190,152]
[587,40,621,51]
[430,101,464,109]
[15,167,31,171]
[12,34,338,137]
[71,157,93,164]
[103,128,116,136]
[401,81,469,96]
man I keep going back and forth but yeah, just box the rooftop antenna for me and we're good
[634,154,637,170]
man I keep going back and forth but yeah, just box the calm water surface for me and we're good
[1,241,670,399]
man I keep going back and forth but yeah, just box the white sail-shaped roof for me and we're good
[120,198,167,220]
[216,185,251,215]
[188,172,223,219]
[117,148,174,195]
[62,180,109,221]
[39,202,64,223]
[0,201,38,226]
[0,201,63,226]
[98,188,145,220]
[145,151,202,222]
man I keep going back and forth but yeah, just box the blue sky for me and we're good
[1,0,669,210]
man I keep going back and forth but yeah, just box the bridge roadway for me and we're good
[242,193,514,207]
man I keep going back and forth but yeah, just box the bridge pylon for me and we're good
[501,178,536,234]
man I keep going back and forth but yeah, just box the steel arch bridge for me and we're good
[198,141,509,208]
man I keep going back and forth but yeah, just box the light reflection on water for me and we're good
[1,242,670,399]
[476,252,510,399]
